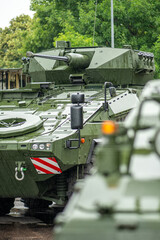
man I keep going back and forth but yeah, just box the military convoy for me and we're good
[54,79,160,239]
[0,41,155,215]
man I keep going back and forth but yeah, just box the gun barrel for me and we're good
[26,51,90,69]
[26,51,69,62]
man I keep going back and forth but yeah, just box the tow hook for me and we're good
[15,162,26,181]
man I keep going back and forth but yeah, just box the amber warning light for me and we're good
[81,138,85,144]
[102,120,118,135]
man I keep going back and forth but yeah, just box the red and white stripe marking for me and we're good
[30,157,62,174]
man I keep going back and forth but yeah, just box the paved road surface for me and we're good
[0,198,54,240]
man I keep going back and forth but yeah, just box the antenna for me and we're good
[93,0,98,46]
[111,0,114,48]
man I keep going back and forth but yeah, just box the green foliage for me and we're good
[152,36,160,78]
[77,0,160,55]
[1,0,160,75]
[23,1,76,52]
[0,15,32,68]
[53,23,96,47]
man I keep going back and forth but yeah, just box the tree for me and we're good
[24,0,101,52]
[0,15,32,68]
[23,1,74,52]
[53,23,96,47]
[152,36,160,77]
[74,0,160,49]
[27,0,160,50]
[1,0,160,75]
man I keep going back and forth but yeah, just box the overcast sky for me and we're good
[0,0,34,29]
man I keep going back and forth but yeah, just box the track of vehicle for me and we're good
[0,199,55,240]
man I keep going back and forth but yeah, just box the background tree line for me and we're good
[1,0,160,76]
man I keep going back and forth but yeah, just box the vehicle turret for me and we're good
[23,41,155,86]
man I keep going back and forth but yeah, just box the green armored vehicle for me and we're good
[0,41,155,215]
[54,79,160,239]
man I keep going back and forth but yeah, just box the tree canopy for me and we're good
[0,15,32,68]
[1,0,160,75]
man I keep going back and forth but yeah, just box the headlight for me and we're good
[46,143,51,148]
[32,144,38,150]
[31,143,51,150]
[154,129,160,156]
[39,144,45,150]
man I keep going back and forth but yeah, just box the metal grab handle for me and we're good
[15,167,25,181]
[104,82,113,111]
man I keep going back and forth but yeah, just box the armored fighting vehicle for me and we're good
[54,79,160,240]
[0,41,155,215]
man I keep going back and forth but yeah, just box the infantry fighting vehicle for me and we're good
[54,79,160,240]
[0,41,155,215]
